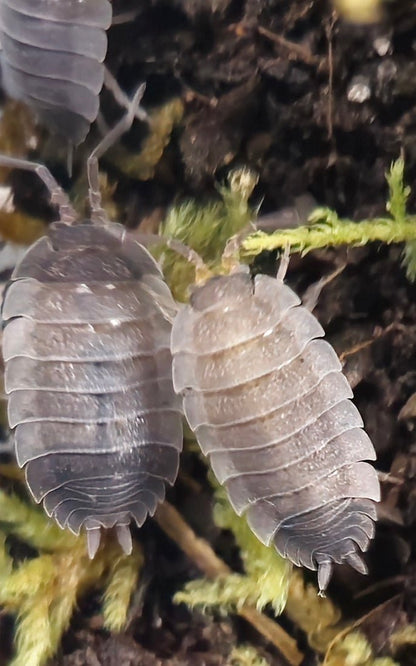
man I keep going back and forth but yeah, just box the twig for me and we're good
[338,323,396,363]
[258,25,321,67]
[155,501,304,666]
[155,501,229,578]
[325,13,337,141]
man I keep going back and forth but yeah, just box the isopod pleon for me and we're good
[171,255,380,593]
[1,87,183,557]
[0,0,112,144]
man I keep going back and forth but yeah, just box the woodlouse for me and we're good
[0,0,112,145]
[1,89,183,557]
[171,255,380,592]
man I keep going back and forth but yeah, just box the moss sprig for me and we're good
[227,644,270,666]
[102,548,144,632]
[242,160,416,261]
[324,631,399,666]
[160,167,258,300]
[0,490,143,666]
[175,489,291,616]
[161,159,416,292]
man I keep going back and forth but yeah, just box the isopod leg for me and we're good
[165,237,212,284]
[87,82,147,223]
[221,223,256,274]
[302,262,347,312]
[276,244,291,282]
[130,232,211,285]
[0,155,77,224]
[316,551,368,595]
[104,68,148,123]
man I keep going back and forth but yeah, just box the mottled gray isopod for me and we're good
[0,0,112,144]
[1,88,183,557]
[171,254,380,593]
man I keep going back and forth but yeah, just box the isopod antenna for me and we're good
[0,83,147,228]
[87,82,147,224]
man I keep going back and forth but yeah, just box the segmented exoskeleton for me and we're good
[0,0,112,144]
[171,260,380,592]
[1,89,183,557]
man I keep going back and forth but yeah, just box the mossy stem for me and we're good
[241,216,416,257]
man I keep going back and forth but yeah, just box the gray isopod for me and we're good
[171,259,380,592]
[1,90,183,557]
[0,0,112,144]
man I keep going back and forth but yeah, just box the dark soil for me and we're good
[3,1,416,664]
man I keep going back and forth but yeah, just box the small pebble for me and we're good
[347,76,371,103]
[373,36,392,57]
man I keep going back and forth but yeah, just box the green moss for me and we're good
[107,98,184,180]
[240,159,416,282]
[159,158,416,295]
[159,167,258,300]
[103,548,144,632]
[175,490,291,616]
[0,490,143,666]
[227,644,270,666]
[324,631,400,666]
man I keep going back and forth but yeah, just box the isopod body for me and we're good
[171,266,380,591]
[2,219,183,556]
[0,0,112,144]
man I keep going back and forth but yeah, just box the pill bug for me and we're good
[171,260,380,592]
[1,94,183,557]
[0,0,112,145]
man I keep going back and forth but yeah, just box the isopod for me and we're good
[0,0,112,145]
[1,88,183,557]
[171,253,380,592]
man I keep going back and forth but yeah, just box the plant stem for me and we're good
[241,213,416,257]
[155,502,304,666]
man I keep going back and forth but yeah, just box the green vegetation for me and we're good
[175,489,291,615]
[241,159,416,274]
[227,644,270,666]
[0,490,142,666]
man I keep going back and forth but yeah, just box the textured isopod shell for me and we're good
[2,220,183,554]
[171,267,380,592]
[0,0,112,144]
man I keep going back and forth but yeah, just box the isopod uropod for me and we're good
[1,89,183,557]
[0,0,112,144]
[171,253,380,592]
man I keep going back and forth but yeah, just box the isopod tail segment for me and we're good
[86,523,132,560]
[316,551,368,598]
